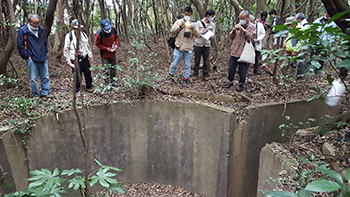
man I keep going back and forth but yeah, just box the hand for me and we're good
[283,42,287,49]
[67,62,71,67]
[238,26,245,32]
[292,51,298,56]
[203,28,208,33]
[28,57,32,60]
[89,58,93,63]
[107,47,115,52]
[254,39,259,43]
[188,24,194,29]
[180,20,185,27]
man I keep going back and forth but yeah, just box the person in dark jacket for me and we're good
[17,14,51,98]
[95,19,119,88]
[269,9,282,45]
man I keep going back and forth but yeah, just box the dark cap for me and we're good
[100,19,112,30]
[72,19,78,28]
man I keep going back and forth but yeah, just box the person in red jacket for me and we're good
[95,19,119,88]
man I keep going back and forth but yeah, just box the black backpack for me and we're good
[167,26,184,48]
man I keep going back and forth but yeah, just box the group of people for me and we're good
[169,7,338,92]
[17,7,338,97]
[17,14,119,97]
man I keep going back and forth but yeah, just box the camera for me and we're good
[184,31,191,38]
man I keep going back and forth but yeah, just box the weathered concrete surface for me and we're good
[0,99,338,197]
[228,99,338,197]
[0,127,28,194]
[257,143,299,197]
[26,101,235,197]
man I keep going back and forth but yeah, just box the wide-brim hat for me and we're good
[100,19,112,30]
[284,16,296,25]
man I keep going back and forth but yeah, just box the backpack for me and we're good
[167,26,184,48]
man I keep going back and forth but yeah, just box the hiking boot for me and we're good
[236,85,243,92]
[225,82,233,88]
[41,94,54,99]
[254,70,261,75]
[192,76,198,80]
[203,76,209,81]
[182,79,188,87]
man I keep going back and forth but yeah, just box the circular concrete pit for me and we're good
[0,100,337,196]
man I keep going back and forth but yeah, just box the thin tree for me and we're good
[43,0,59,38]
[0,0,16,75]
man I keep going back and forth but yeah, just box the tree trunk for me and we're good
[83,0,91,33]
[322,0,350,34]
[0,0,16,75]
[229,0,243,18]
[152,0,160,35]
[256,0,267,17]
[0,1,4,43]
[98,0,106,19]
[43,0,58,38]
[190,0,209,18]
[22,0,28,25]
[51,0,65,61]
[116,0,130,44]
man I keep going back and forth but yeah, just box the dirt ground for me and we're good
[1,36,349,196]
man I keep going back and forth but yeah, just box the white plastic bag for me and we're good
[325,79,346,107]
[237,41,256,64]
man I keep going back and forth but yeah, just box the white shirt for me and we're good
[63,30,93,63]
[255,22,266,51]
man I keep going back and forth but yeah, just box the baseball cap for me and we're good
[100,19,112,30]
[72,19,78,28]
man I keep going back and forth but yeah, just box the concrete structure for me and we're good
[0,99,337,197]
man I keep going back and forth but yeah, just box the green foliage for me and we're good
[262,11,350,86]
[0,74,20,87]
[5,160,127,197]
[278,116,316,137]
[266,166,350,196]
[90,63,123,94]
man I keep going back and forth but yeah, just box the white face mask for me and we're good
[103,28,111,34]
[29,24,39,32]
[208,16,214,22]
[239,19,247,26]
[184,15,191,21]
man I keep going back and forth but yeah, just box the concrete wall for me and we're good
[0,99,337,197]
[228,99,337,197]
[7,101,236,197]
[257,143,299,197]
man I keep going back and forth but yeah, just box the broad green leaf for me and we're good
[297,188,313,197]
[328,10,350,23]
[53,168,60,176]
[310,61,322,69]
[305,180,341,192]
[99,179,109,188]
[94,159,103,166]
[264,191,298,197]
[298,157,310,163]
[317,166,343,184]
[345,168,350,183]
[341,190,350,197]
[90,176,99,187]
[301,170,312,177]
[336,59,350,71]
[28,179,46,188]
[307,95,318,102]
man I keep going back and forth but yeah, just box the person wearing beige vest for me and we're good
[168,6,201,87]
[225,11,256,92]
